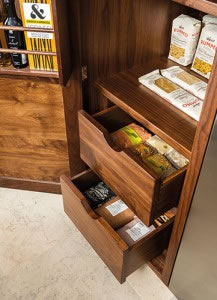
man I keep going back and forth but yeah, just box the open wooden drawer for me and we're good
[78,106,187,226]
[61,169,173,283]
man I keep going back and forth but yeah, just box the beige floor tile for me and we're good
[127,264,177,300]
[0,188,73,276]
[1,233,141,300]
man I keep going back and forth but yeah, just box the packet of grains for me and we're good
[161,66,207,101]
[191,23,217,79]
[139,70,203,121]
[169,14,201,66]
[203,14,217,26]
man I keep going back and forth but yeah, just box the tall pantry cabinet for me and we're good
[1,0,217,289]
[61,0,217,286]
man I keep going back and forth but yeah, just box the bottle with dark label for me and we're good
[3,0,28,69]
[0,5,11,67]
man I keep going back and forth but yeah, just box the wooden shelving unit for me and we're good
[173,0,217,16]
[0,64,59,78]
[0,0,72,85]
[96,58,198,159]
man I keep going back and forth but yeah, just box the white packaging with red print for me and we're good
[139,70,203,121]
[161,66,207,101]
[203,14,217,26]
[169,14,201,66]
[191,24,217,79]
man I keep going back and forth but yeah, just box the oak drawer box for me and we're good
[61,169,173,283]
[78,106,187,226]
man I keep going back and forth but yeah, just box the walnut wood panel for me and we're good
[96,58,197,159]
[80,0,190,113]
[173,0,217,16]
[163,54,217,285]
[0,177,61,194]
[0,66,59,79]
[0,77,69,183]
[78,108,186,226]
[61,170,174,283]
[61,0,86,177]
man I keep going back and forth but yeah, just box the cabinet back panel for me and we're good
[80,0,195,113]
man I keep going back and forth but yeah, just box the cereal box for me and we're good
[139,70,203,121]
[191,23,217,79]
[161,66,207,100]
[169,14,201,66]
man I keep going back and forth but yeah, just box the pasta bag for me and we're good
[169,14,201,66]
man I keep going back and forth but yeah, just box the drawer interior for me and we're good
[61,169,175,282]
[78,106,187,225]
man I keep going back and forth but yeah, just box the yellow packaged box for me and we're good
[19,0,58,72]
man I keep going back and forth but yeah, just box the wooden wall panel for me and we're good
[0,77,69,182]
[80,0,191,113]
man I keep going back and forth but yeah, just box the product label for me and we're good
[126,221,151,242]
[27,32,53,40]
[106,200,128,216]
[120,126,142,145]
[23,3,52,28]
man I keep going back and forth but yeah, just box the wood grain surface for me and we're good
[96,58,197,159]
[61,170,174,283]
[78,108,186,226]
[0,77,69,182]
[80,0,191,113]
[173,0,217,16]
[163,54,217,285]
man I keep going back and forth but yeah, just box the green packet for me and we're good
[143,154,176,177]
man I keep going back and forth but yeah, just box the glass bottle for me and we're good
[0,5,11,67]
[3,0,28,69]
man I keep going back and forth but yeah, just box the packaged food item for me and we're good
[154,208,177,227]
[203,14,217,26]
[169,14,201,66]
[143,154,176,178]
[84,182,115,209]
[117,217,155,246]
[165,149,189,169]
[139,70,203,121]
[95,197,134,229]
[19,0,58,72]
[131,142,158,160]
[192,24,217,79]
[161,66,207,101]
[146,135,173,155]
[111,123,151,149]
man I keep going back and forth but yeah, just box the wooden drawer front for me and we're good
[61,170,173,283]
[78,107,186,226]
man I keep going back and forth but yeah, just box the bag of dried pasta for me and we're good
[169,14,201,66]
[191,23,217,79]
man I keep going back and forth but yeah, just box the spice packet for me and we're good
[131,142,158,160]
[165,149,189,169]
[146,135,173,155]
[139,70,203,121]
[191,23,217,79]
[84,182,116,209]
[143,154,176,178]
[169,14,201,66]
[161,66,207,101]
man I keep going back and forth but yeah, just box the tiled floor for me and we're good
[0,188,177,300]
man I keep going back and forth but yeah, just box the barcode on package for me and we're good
[126,222,150,242]
[106,200,128,216]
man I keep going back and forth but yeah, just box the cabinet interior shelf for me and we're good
[172,0,217,16]
[0,25,54,33]
[0,65,59,79]
[0,48,56,56]
[96,58,199,159]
